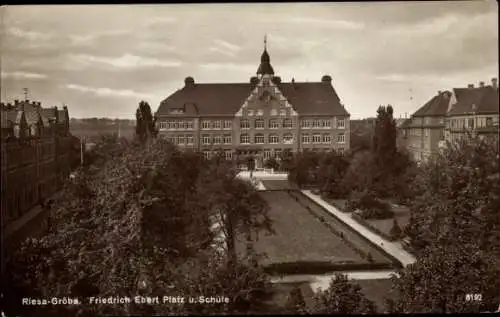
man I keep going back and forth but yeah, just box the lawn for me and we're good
[288,191,393,265]
[261,180,296,190]
[236,191,365,266]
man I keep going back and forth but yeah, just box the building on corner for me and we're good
[400,78,499,162]
[1,99,78,248]
[155,40,351,167]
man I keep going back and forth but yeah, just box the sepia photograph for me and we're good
[0,1,499,315]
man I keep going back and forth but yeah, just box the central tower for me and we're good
[256,35,275,78]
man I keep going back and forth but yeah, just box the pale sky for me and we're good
[1,2,498,119]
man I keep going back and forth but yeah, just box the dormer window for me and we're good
[247,109,254,117]
[280,109,287,116]
[169,108,185,114]
[262,78,269,87]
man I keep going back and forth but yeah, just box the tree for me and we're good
[197,163,273,267]
[3,138,276,316]
[288,151,320,188]
[285,286,307,314]
[264,157,279,171]
[135,101,157,143]
[312,273,377,314]
[341,150,374,193]
[391,137,500,313]
[247,155,256,178]
[316,151,350,199]
[389,218,402,240]
[350,131,372,154]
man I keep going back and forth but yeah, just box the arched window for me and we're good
[269,134,279,144]
[240,119,250,129]
[322,134,331,144]
[283,133,293,144]
[269,119,279,129]
[254,133,265,144]
[255,118,265,129]
[240,133,250,144]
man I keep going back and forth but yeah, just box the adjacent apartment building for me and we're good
[155,41,350,167]
[400,78,499,161]
[1,99,78,247]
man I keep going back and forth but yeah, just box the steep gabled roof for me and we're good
[447,86,499,116]
[279,82,349,116]
[157,81,349,117]
[413,91,451,117]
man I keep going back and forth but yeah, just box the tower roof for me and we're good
[256,35,275,75]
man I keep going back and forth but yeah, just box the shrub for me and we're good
[285,286,307,314]
[389,218,402,241]
[355,191,394,220]
[360,202,393,220]
[264,157,280,170]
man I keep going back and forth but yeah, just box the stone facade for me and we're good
[1,100,77,247]
[400,79,499,162]
[155,44,350,165]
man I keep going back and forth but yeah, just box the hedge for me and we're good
[264,261,394,276]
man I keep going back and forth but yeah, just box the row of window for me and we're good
[300,119,345,129]
[159,120,195,130]
[159,118,347,130]
[163,133,346,145]
[201,147,347,161]
[202,148,287,160]
[449,117,494,129]
[165,135,196,145]
[245,108,290,117]
[302,133,345,144]
[239,118,293,129]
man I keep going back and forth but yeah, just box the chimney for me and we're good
[14,99,19,105]
[468,84,474,88]
[492,77,498,88]
[250,76,259,88]
[479,81,485,87]
[321,75,332,84]
[184,76,195,88]
[438,90,442,95]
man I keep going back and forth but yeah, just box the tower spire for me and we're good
[257,35,274,76]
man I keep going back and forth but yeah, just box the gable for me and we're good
[235,75,298,117]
